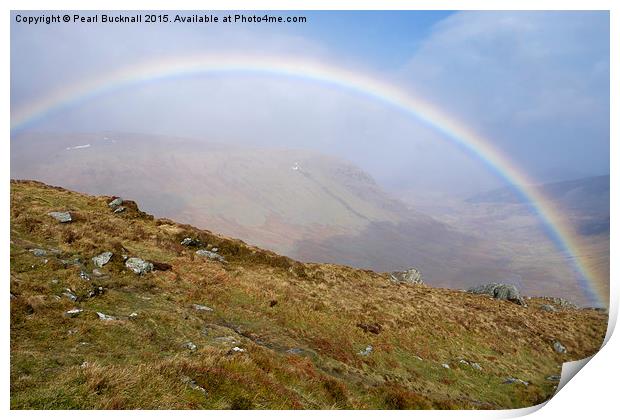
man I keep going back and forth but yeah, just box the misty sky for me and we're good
[11,10,610,198]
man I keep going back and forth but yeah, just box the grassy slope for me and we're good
[10,180,607,409]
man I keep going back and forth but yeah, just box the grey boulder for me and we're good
[125,257,154,275]
[48,211,72,223]
[390,267,423,285]
[195,249,225,263]
[467,283,525,305]
[92,251,113,268]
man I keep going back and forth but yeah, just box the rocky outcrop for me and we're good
[125,257,154,275]
[195,249,225,263]
[390,267,423,285]
[467,283,525,305]
[92,251,113,268]
[48,211,72,223]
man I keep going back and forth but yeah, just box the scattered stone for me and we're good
[51,279,59,284]
[553,341,567,354]
[181,376,208,395]
[79,271,90,281]
[414,355,423,361]
[442,363,450,369]
[10,293,16,300]
[67,329,78,335]
[467,283,525,305]
[129,312,138,319]
[181,237,201,247]
[125,257,154,275]
[192,304,213,312]
[471,363,482,371]
[96,312,115,321]
[459,360,470,366]
[390,267,423,285]
[185,342,198,351]
[87,286,104,299]
[539,296,578,309]
[195,249,225,262]
[92,251,113,268]
[503,377,529,386]
[113,206,126,214]
[92,268,105,277]
[231,346,245,353]
[108,197,123,208]
[80,361,89,368]
[63,289,78,302]
[540,304,557,313]
[286,348,304,355]
[358,345,373,356]
[546,375,562,382]
[211,247,219,253]
[64,308,83,318]
[48,211,72,223]
[30,248,47,257]
[356,322,382,335]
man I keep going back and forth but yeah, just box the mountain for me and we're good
[10,132,600,305]
[10,180,607,409]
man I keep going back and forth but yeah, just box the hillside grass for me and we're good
[10,180,607,409]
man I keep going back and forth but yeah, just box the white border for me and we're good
[3,1,617,419]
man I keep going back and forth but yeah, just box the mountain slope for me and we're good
[10,180,607,409]
[12,132,595,304]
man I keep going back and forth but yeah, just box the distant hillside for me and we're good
[10,180,607,409]
[10,132,601,305]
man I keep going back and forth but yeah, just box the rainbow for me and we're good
[10,54,608,307]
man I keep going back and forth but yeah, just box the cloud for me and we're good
[398,11,610,182]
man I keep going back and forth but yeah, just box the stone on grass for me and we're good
[553,341,567,354]
[113,206,126,214]
[48,211,72,223]
[185,342,198,351]
[64,308,83,318]
[108,197,123,208]
[92,251,113,268]
[358,345,373,356]
[125,257,153,275]
[195,249,225,263]
[192,304,213,312]
[96,312,115,321]
[442,363,450,369]
[31,248,47,257]
[390,267,423,285]
[503,377,529,386]
[467,283,525,305]
[181,237,201,247]
[540,304,557,313]
[63,289,78,302]
[546,375,561,382]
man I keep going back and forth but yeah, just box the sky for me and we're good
[10,10,610,198]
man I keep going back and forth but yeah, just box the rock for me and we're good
[48,211,72,223]
[471,362,482,371]
[92,268,105,277]
[227,346,246,355]
[504,377,529,386]
[185,342,198,351]
[31,248,47,257]
[467,283,525,305]
[358,345,373,356]
[64,308,83,318]
[96,312,115,321]
[51,279,59,284]
[79,271,90,281]
[459,360,470,366]
[10,293,16,300]
[546,375,561,382]
[181,237,201,247]
[390,267,423,285]
[125,257,154,275]
[181,376,208,395]
[286,348,304,355]
[553,341,567,353]
[414,355,423,361]
[87,286,104,299]
[211,247,219,253]
[195,249,225,263]
[108,197,123,208]
[63,289,78,302]
[192,304,213,312]
[80,361,89,368]
[356,322,382,335]
[442,363,450,369]
[539,296,578,309]
[540,304,557,312]
[92,251,113,268]
[129,312,138,319]
[113,206,126,214]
